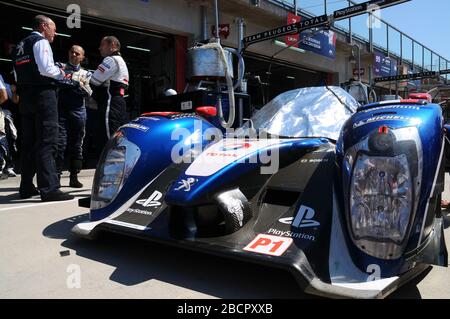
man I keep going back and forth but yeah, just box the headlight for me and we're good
[91,132,141,210]
[344,126,422,260]
[350,154,412,243]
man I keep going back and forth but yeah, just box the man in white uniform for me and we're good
[90,36,129,148]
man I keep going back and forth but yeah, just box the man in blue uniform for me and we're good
[56,45,92,188]
[13,15,74,201]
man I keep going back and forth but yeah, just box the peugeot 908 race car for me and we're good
[73,86,448,299]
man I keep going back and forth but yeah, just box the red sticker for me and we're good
[243,234,293,257]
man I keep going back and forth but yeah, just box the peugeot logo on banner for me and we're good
[279,205,320,228]
[136,190,163,207]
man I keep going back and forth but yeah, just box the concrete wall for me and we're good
[26,0,373,84]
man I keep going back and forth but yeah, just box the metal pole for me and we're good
[445,60,448,84]
[214,0,220,42]
[294,0,298,14]
[201,5,208,41]
[400,34,403,62]
[422,46,425,70]
[237,18,244,52]
[431,52,433,71]
[324,0,327,14]
[386,25,389,57]
[348,1,352,44]
[352,44,361,82]
[369,13,373,53]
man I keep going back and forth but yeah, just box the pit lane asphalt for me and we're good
[0,169,449,299]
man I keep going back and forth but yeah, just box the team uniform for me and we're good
[13,31,64,197]
[90,52,129,145]
[55,62,92,182]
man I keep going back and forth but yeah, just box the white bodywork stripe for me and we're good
[185,138,290,177]
[105,220,151,231]
[328,188,398,291]
[72,170,165,235]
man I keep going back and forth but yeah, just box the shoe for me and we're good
[19,188,40,199]
[6,168,17,177]
[69,174,83,188]
[0,172,8,180]
[41,190,75,202]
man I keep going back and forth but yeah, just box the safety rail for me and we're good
[265,0,450,81]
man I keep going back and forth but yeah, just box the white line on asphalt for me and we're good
[0,198,79,212]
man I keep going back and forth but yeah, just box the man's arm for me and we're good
[0,89,7,105]
[10,85,19,104]
[0,76,7,105]
[33,40,65,80]
[90,56,117,86]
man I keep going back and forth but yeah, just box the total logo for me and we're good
[278,205,320,228]
[136,190,163,207]
[219,142,251,152]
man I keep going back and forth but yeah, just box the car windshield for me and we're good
[238,86,359,140]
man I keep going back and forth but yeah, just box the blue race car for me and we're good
[73,86,448,299]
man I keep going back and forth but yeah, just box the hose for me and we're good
[199,42,236,129]
[368,88,377,103]
[224,47,245,90]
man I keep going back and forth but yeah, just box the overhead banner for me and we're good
[333,0,410,21]
[373,52,397,77]
[285,13,336,60]
[374,71,437,83]
[243,14,328,46]
[243,0,411,47]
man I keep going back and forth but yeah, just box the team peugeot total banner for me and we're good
[285,13,336,60]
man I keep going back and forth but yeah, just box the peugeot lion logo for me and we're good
[175,178,197,192]
[279,205,320,228]
[16,42,25,56]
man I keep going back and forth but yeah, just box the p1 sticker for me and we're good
[243,234,293,257]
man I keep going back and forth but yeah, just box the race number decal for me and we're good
[243,234,293,257]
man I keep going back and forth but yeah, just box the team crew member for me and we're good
[0,74,19,178]
[90,36,129,147]
[13,15,74,201]
[56,45,92,188]
[0,74,8,179]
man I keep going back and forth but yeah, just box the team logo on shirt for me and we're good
[16,42,25,56]
[98,62,111,73]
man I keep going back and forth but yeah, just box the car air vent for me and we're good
[263,188,300,206]
[373,111,397,116]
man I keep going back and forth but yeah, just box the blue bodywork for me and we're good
[338,101,445,278]
[76,88,447,299]
[90,115,216,221]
